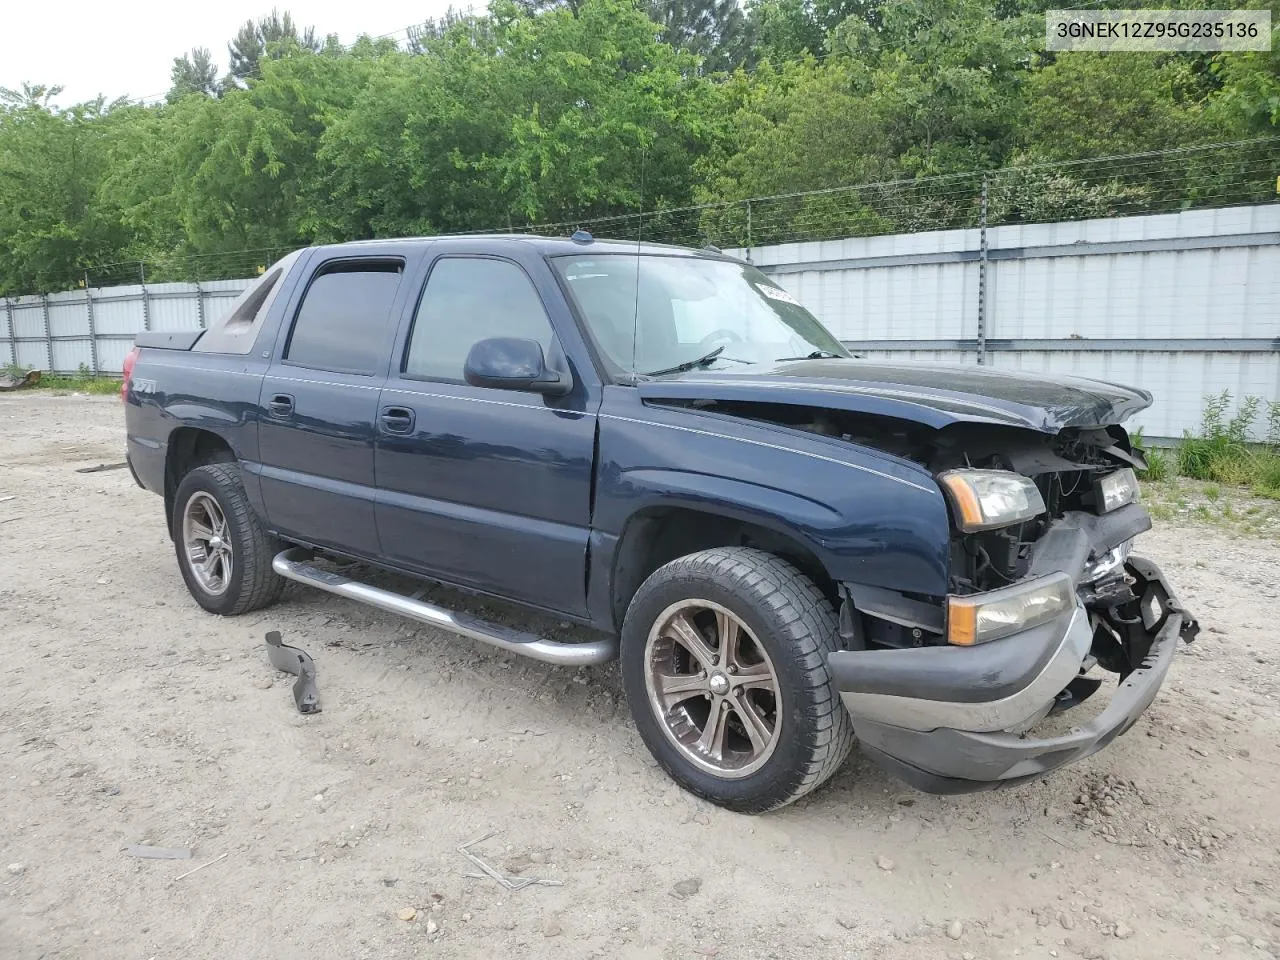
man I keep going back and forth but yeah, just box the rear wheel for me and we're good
[173,463,284,615]
[620,547,854,813]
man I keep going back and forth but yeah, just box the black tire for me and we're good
[620,547,855,813]
[172,462,285,616]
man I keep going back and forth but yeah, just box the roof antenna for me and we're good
[629,143,646,382]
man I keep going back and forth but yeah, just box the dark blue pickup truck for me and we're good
[123,234,1197,811]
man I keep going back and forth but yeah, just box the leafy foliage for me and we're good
[168,49,219,102]
[225,8,323,87]
[0,0,1276,294]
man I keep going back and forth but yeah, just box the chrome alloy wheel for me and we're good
[643,599,782,778]
[182,491,232,596]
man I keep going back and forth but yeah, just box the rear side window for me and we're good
[195,249,303,355]
[404,257,554,382]
[285,260,404,375]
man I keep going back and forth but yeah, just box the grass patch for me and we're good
[37,375,121,395]
[1154,391,1280,496]
[1250,454,1280,500]
[4,364,120,396]
[1138,446,1171,481]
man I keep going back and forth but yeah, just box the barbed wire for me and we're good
[4,135,1276,297]
[488,135,1280,251]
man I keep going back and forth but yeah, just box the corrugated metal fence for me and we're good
[1,203,1276,441]
[0,278,252,379]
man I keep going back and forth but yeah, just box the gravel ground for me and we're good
[3,393,1279,960]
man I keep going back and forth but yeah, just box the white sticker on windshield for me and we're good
[755,283,801,306]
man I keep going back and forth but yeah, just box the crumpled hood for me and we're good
[637,358,1153,434]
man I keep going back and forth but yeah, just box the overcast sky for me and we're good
[2,0,464,105]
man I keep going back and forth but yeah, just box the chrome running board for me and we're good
[271,548,617,667]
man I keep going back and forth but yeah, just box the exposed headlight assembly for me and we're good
[1094,468,1139,513]
[938,469,1046,532]
[947,573,1075,646]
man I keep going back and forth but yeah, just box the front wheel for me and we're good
[173,463,284,616]
[620,547,854,813]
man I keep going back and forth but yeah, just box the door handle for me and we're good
[380,406,415,434]
[267,394,294,417]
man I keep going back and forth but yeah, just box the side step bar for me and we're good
[271,548,617,667]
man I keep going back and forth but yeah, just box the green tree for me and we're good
[1023,53,1223,161]
[746,0,876,60]
[168,48,220,102]
[314,0,723,240]
[0,96,134,293]
[647,0,750,71]
[226,9,321,86]
[0,83,62,110]
[1210,28,1280,133]
[169,37,398,257]
[706,0,1037,215]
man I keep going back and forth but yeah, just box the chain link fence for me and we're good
[493,136,1280,253]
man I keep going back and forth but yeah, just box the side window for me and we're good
[404,257,554,382]
[284,260,404,375]
[195,249,303,355]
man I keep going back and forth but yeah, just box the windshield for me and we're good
[551,254,849,377]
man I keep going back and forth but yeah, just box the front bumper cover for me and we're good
[829,531,1197,794]
[855,603,1183,794]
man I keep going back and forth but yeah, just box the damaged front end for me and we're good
[826,424,1199,794]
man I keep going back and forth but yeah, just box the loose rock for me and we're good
[397,907,417,922]
[876,855,895,871]
[946,919,963,940]
[544,920,563,937]
[671,877,703,900]
[425,919,439,935]
[6,863,25,875]
[1114,922,1134,940]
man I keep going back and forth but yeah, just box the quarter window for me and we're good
[404,257,555,382]
[285,260,404,375]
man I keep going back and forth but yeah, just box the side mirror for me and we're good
[463,337,572,396]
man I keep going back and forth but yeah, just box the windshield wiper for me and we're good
[774,350,845,361]
[643,346,725,377]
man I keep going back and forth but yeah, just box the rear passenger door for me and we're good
[374,248,598,616]
[256,253,414,555]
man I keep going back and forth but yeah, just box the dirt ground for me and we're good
[3,393,1279,960]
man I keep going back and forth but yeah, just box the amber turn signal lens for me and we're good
[947,602,978,646]
[937,469,1046,532]
[938,473,985,529]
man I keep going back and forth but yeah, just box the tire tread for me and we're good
[174,463,284,615]
[622,546,855,812]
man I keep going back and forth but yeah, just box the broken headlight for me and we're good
[1093,468,1139,513]
[938,469,1046,532]
[947,573,1075,646]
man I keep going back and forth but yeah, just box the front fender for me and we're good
[594,391,951,598]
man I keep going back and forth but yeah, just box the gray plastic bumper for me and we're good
[830,554,1193,794]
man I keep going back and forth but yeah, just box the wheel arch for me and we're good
[164,427,237,538]
[607,501,835,633]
